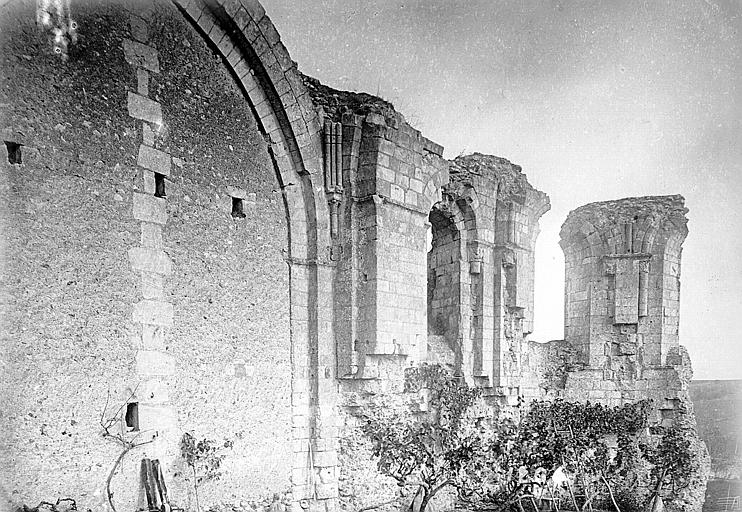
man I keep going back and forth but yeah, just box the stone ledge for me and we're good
[123,38,160,73]
[133,192,167,225]
[133,299,174,326]
[129,247,172,275]
[138,144,171,175]
[226,185,246,199]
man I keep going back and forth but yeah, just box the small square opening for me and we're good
[231,197,245,218]
[4,141,22,164]
[154,173,166,198]
[125,402,140,431]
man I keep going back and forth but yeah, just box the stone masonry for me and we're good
[124,4,180,483]
[0,1,707,512]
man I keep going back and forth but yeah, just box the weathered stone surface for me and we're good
[137,144,171,175]
[1,3,711,512]
[137,378,170,404]
[141,324,166,350]
[130,15,149,43]
[127,92,162,125]
[140,222,163,248]
[128,247,172,275]
[549,195,707,512]
[226,185,247,198]
[123,38,160,73]
[136,68,149,96]
[142,122,155,146]
[137,403,178,431]
[133,192,167,225]
[132,299,174,326]
[135,349,175,376]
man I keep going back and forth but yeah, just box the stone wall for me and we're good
[539,196,707,511]
[1,0,293,509]
[428,204,462,357]
[1,1,143,508]
[1,1,709,511]
[147,1,293,505]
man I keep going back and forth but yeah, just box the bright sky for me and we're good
[262,0,742,380]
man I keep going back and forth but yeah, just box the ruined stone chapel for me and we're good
[0,0,706,511]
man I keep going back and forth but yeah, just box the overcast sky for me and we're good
[261,0,742,380]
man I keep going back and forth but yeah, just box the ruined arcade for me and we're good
[0,1,709,511]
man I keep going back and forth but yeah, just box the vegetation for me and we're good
[180,432,233,512]
[361,364,482,512]
[362,364,697,512]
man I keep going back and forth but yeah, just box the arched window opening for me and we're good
[427,205,461,370]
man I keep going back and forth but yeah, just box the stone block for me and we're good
[318,466,335,484]
[208,22,226,47]
[314,482,338,500]
[140,272,165,300]
[133,192,167,225]
[390,184,404,203]
[138,168,156,195]
[141,222,163,248]
[312,450,338,468]
[233,7,252,32]
[226,185,247,199]
[241,0,266,22]
[141,324,166,350]
[133,299,174,326]
[138,378,170,404]
[221,0,242,17]
[138,144,171,175]
[130,15,148,43]
[142,123,155,146]
[137,403,178,431]
[135,350,176,376]
[291,467,308,485]
[196,13,215,37]
[129,247,172,275]
[128,92,162,125]
[292,415,309,427]
[123,39,160,73]
[137,68,149,96]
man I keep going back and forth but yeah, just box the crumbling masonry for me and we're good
[0,0,707,511]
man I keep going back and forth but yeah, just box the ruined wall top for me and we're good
[559,194,690,369]
[449,153,550,213]
[302,73,397,120]
[560,194,688,255]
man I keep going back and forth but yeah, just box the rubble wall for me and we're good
[0,0,293,509]
[1,0,142,508]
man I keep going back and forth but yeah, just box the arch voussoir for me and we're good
[171,1,337,510]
